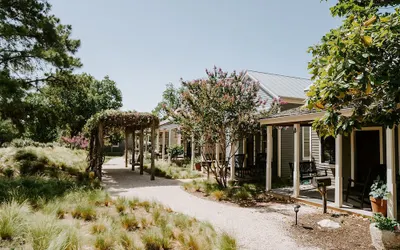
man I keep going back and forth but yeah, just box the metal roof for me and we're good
[246,70,312,99]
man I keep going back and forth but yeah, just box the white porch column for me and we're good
[293,124,301,198]
[168,129,172,163]
[162,131,166,161]
[266,126,273,191]
[177,128,182,146]
[335,134,343,207]
[386,127,397,219]
[350,130,355,186]
[277,128,282,178]
[191,134,195,169]
[230,142,236,180]
[155,129,160,154]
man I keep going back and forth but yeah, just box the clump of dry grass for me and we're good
[71,204,96,221]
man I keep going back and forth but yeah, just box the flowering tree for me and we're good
[61,133,89,150]
[307,1,400,136]
[166,67,270,187]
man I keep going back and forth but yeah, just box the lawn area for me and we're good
[0,146,236,250]
[183,180,292,207]
[144,160,203,180]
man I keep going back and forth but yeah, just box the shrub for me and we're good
[211,190,225,201]
[167,145,184,159]
[372,213,399,232]
[121,215,139,231]
[61,133,89,150]
[0,201,30,241]
[94,232,116,250]
[142,228,172,250]
[27,215,62,250]
[219,232,237,250]
[71,205,96,221]
[115,197,127,214]
[47,226,81,250]
[3,168,14,178]
[128,198,140,211]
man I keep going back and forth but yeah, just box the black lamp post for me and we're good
[294,204,301,225]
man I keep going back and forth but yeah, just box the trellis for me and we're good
[85,110,159,180]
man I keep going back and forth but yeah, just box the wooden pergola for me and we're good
[85,110,159,180]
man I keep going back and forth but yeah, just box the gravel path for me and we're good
[103,158,318,250]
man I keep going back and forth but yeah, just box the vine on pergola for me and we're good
[84,109,159,180]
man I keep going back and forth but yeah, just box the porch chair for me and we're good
[234,154,245,178]
[345,164,386,209]
[289,161,327,182]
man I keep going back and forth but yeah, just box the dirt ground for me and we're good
[290,212,374,250]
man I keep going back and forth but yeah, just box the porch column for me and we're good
[350,130,355,187]
[335,134,343,207]
[293,124,301,197]
[177,128,182,146]
[139,127,144,175]
[125,129,129,168]
[168,129,172,163]
[162,131,166,161]
[131,131,135,170]
[230,142,236,180]
[191,134,195,169]
[155,129,159,154]
[266,126,273,191]
[277,128,282,178]
[216,143,220,163]
[386,127,398,219]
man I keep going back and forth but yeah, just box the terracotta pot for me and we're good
[195,163,201,171]
[370,197,387,217]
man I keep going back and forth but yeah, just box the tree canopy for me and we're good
[307,0,400,136]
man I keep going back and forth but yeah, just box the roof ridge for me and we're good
[246,69,311,81]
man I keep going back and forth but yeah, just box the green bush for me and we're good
[167,145,184,159]
[372,213,399,231]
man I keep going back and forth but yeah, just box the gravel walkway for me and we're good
[103,158,319,250]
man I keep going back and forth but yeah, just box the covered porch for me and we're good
[259,108,399,220]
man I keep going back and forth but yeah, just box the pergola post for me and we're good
[168,129,172,163]
[144,131,148,153]
[151,122,156,180]
[125,129,129,168]
[386,127,397,219]
[191,134,195,169]
[266,126,273,191]
[132,131,135,171]
[350,130,355,187]
[335,134,343,207]
[230,142,236,180]
[293,123,301,198]
[162,131,166,161]
[139,127,144,175]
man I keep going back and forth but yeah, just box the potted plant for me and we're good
[370,213,400,250]
[369,179,389,217]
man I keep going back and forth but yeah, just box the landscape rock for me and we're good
[370,223,400,250]
[317,219,341,229]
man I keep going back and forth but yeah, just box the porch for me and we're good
[256,108,399,220]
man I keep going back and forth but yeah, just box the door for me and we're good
[355,130,380,182]
[246,136,254,167]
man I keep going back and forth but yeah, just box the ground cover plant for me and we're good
[183,179,292,207]
[144,160,203,179]
[0,189,237,250]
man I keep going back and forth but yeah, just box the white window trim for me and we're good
[302,127,312,160]
[112,142,120,148]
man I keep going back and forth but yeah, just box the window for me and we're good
[302,127,311,160]
[112,142,119,148]
[321,136,335,164]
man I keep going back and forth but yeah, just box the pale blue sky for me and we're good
[50,0,340,112]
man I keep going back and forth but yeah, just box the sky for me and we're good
[49,0,341,112]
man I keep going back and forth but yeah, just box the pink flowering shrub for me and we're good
[61,134,89,150]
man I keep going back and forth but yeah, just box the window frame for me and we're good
[302,127,312,160]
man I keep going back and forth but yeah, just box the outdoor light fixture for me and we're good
[294,204,301,225]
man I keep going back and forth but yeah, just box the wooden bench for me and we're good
[289,161,327,181]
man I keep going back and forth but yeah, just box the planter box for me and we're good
[370,223,400,250]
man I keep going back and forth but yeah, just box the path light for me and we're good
[294,205,301,225]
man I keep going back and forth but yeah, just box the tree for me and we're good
[166,67,268,187]
[307,0,400,136]
[0,0,81,126]
[152,83,183,119]
[23,73,123,141]
[0,119,18,146]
